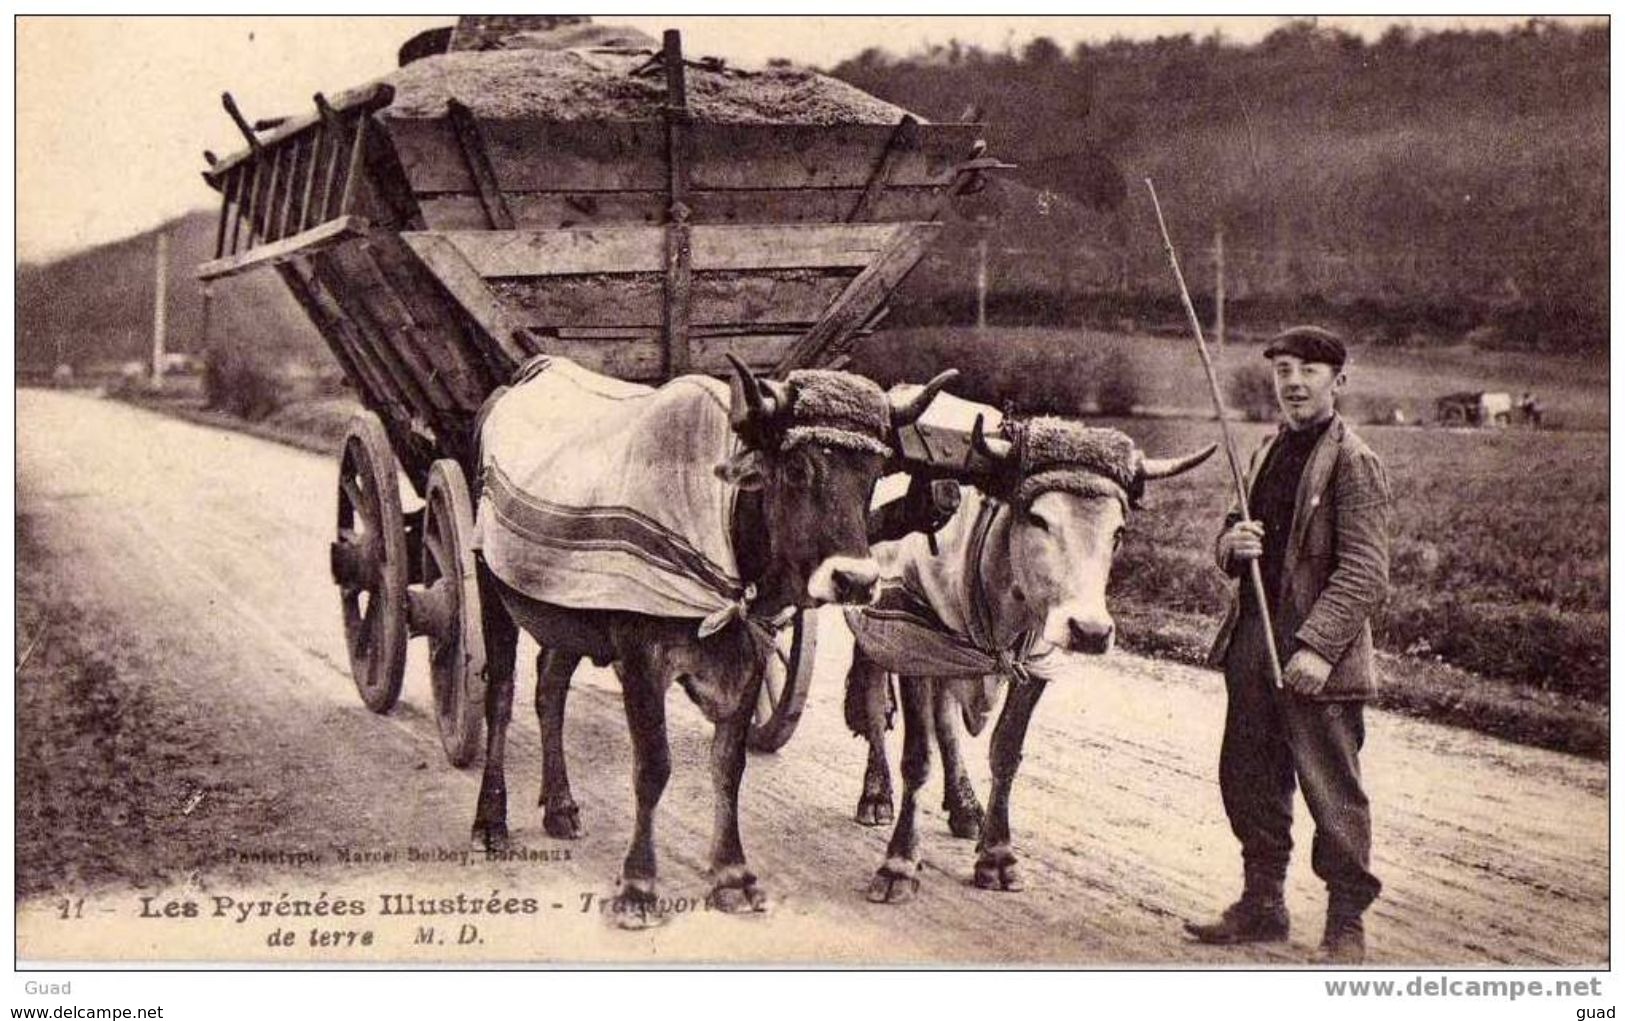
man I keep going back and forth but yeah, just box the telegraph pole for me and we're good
[151,230,169,381]
[1214,224,1226,355]
[975,233,989,331]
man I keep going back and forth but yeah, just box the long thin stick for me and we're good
[1144,178,1283,689]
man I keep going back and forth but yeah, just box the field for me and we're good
[1105,418,1608,694]
[850,327,1610,430]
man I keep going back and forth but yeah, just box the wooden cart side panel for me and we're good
[849,115,921,222]
[414,187,949,230]
[307,252,444,426]
[356,231,503,403]
[775,221,942,372]
[385,120,977,194]
[520,331,801,382]
[487,271,853,329]
[274,260,387,412]
[279,257,444,475]
[423,223,911,276]
[360,113,427,232]
[326,243,474,415]
[397,233,530,372]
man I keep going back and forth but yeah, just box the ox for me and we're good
[471,355,954,919]
[845,415,1214,902]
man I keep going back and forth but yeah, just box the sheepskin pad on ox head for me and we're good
[1014,418,1143,509]
[779,369,893,457]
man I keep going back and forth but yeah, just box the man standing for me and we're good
[1184,326,1392,964]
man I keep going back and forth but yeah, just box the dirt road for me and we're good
[15,389,1608,965]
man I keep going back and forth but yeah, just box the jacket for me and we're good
[1206,413,1392,700]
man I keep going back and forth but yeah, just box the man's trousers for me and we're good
[1220,607,1382,909]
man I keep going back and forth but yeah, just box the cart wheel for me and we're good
[748,611,818,753]
[332,412,409,713]
[417,459,486,768]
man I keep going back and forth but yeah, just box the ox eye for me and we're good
[784,456,816,488]
[1026,509,1050,533]
[1112,527,1125,551]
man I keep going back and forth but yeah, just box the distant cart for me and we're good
[197,28,1000,762]
[1434,391,1515,427]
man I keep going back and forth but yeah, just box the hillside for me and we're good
[833,19,1609,349]
[18,18,1608,380]
[16,210,323,373]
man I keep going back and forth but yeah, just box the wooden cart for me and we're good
[198,31,994,763]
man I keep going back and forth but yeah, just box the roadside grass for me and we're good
[120,388,353,458]
[1109,605,1607,761]
[14,515,288,897]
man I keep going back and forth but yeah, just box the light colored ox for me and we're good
[845,415,1214,902]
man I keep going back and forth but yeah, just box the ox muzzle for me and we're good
[808,556,882,607]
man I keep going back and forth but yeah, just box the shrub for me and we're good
[1342,393,1406,426]
[202,346,285,422]
[1224,361,1277,421]
[1092,347,1145,415]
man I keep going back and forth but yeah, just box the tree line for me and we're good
[831,18,1608,350]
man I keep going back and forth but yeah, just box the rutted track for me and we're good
[15,389,1607,965]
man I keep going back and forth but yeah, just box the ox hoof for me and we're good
[709,867,768,914]
[973,851,1023,892]
[610,879,670,930]
[866,858,921,904]
[471,820,509,853]
[855,792,894,827]
[543,802,582,840]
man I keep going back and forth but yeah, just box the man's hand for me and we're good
[1218,520,1265,569]
[1282,648,1333,695]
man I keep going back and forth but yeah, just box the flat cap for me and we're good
[1262,325,1346,368]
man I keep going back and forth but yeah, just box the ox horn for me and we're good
[727,353,791,425]
[970,413,1015,464]
[1139,443,1218,481]
[890,369,961,427]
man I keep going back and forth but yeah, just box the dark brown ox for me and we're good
[472,357,955,920]
[846,417,1214,903]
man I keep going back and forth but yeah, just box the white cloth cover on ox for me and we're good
[846,487,1063,684]
[474,357,747,627]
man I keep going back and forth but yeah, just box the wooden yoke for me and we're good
[661,29,694,378]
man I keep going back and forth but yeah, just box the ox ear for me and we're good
[715,449,768,491]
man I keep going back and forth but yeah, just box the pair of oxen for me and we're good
[469,357,1213,919]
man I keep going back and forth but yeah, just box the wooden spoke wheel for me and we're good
[331,412,409,713]
[411,459,486,768]
[747,610,818,753]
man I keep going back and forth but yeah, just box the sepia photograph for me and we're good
[11,9,1611,1005]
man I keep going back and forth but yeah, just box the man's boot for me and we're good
[1184,875,1289,945]
[1314,892,1368,964]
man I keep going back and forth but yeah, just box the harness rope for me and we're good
[964,498,1043,684]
